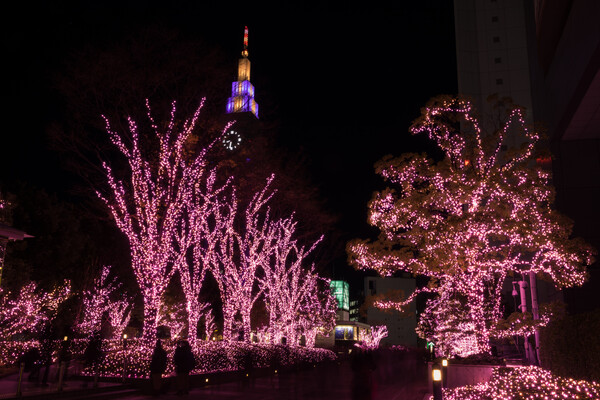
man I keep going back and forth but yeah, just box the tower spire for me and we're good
[226,26,259,118]
[242,25,248,57]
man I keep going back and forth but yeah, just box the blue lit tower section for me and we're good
[226,26,259,118]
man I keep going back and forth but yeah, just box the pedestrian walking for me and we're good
[173,340,195,395]
[38,321,55,386]
[18,346,41,382]
[150,339,168,395]
[83,330,104,387]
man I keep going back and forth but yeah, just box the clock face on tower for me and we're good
[222,129,242,151]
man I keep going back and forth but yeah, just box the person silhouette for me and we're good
[173,340,195,395]
[150,339,167,395]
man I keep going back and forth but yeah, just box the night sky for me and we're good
[2,1,457,290]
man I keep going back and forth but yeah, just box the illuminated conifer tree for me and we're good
[348,96,594,357]
[98,99,227,341]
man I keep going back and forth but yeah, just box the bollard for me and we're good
[441,358,448,388]
[432,363,443,400]
[16,362,24,397]
[122,334,127,383]
[57,361,65,392]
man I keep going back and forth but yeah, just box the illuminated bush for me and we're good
[438,366,600,400]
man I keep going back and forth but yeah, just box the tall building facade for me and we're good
[454,0,600,312]
[454,0,544,146]
[534,0,600,312]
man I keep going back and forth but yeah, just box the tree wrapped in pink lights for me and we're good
[97,98,335,345]
[258,214,336,345]
[173,165,233,342]
[348,96,594,357]
[297,280,337,347]
[77,265,122,336]
[209,176,277,342]
[107,298,132,339]
[98,98,229,341]
[0,280,71,339]
[360,325,388,349]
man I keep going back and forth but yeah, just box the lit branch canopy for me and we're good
[97,99,230,341]
[348,96,595,356]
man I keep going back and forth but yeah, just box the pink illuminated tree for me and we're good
[97,98,229,341]
[259,215,336,345]
[210,176,277,342]
[361,325,388,349]
[158,299,187,339]
[297,281,337,347]
[0,280,71,339]
[107,298,132,339]
[202,308,216,341]
[77,265,121,336]
[173,166,233,342]
[348,96,594,357]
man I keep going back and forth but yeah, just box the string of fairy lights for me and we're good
[95,99,337,346]
[438,366,600,400]
[0,281,70,338]
[77,265,131,338]
[349,97,594,357]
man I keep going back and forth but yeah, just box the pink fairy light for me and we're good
[359,325,388,349]
[258,213,336,346]
[438,365,600,400]
[348,97,595,357]
[0,281,71,338]
[97,99,231,341]
[77,265,123,336]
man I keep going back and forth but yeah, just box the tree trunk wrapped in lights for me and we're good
[258,215,336,346]
[348,96,595,357]
[173,166,233,343]
[210,176,276,342]
[98,98,230,341]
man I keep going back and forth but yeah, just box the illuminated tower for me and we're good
[226,26,259,118]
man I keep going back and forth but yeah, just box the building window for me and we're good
[493,36,500,43]
[494,57,502,64]
[496,78,503,85]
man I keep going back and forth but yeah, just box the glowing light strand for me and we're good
[348,97,595,357]
[98,99,229,341]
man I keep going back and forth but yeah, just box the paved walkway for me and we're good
[0,363,131,399]
[0,353,431,400]
[126,355,430,400]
